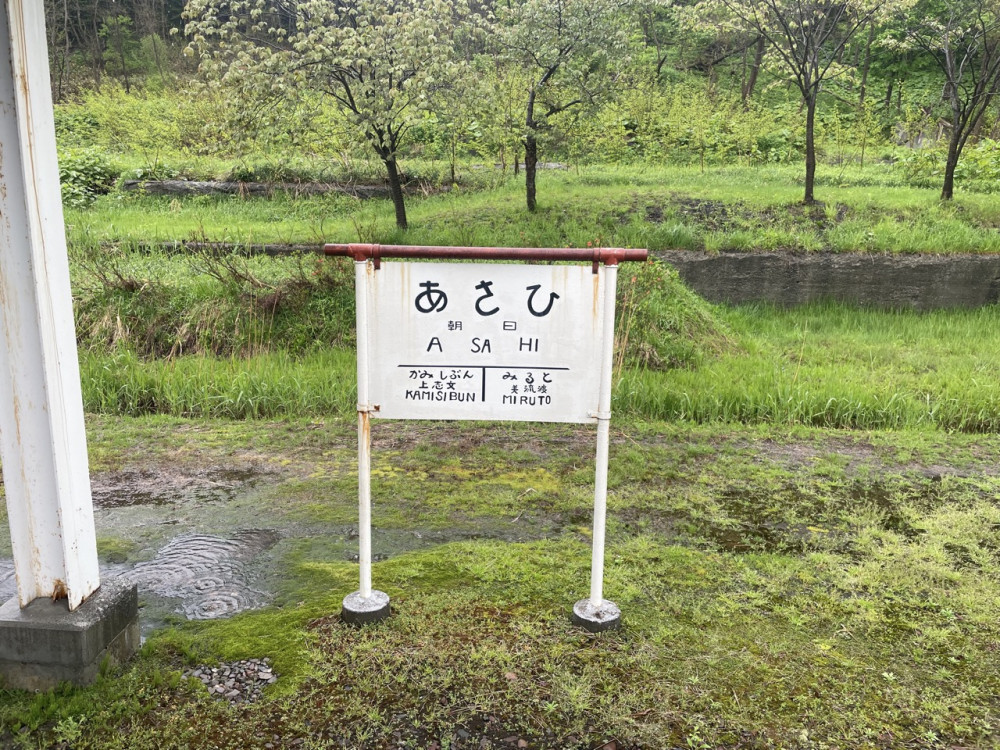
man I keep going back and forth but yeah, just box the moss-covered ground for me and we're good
[3,417,999,749]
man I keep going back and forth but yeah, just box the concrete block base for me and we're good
[342,590,390,626]
[572,598,621,633]
[0,577,139,691]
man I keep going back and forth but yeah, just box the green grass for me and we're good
[621,302,1000,431]
[4,419,1000,748]
[79,349,356,418]
[70,252,733,418]
[30,63,1000,750]
[72,249,357,358]
[96,538,1000,748]
[12,159,1000,746]
[65,163,1000,255]
[75,271,1000,432]
[62,166,1000,432]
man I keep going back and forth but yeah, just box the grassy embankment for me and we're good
[3,166,1000,747]
[68,164,1000,427]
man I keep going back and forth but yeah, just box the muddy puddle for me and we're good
[129,529,279,622]
[0,462,564,636]
[0,529,279,635]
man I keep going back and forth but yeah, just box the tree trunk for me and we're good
[449,137,457,183]
[804,94,817,204]
[525,130,538,212]
[742,35,765,107]
[941,125,962,200]
[383,156,408,229]
[89,1,103,89]
[47,0,70,101]
[153,36,166,80]
[859,23,874,108]
[655,54,668,80]
[941,142,959,201]
[119,39,131,93]
[525,87,538,212]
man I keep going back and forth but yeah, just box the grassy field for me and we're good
[74,250,1000,431]
[67,164,1000,255]
[4,167,1000,748]
[623,303,1000,431]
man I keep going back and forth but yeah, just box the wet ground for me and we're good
[0,468,285,633]
[0,446,560,635]
[2,420,997,637]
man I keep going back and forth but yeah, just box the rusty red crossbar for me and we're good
[324,243,648,270]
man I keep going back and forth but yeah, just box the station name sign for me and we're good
[364,262,607,423]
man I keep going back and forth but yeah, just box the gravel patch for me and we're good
[183,658,277,704]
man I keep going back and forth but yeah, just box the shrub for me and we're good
[896,139,1000,194]
[58,148,119,206]
[53,109,101,148]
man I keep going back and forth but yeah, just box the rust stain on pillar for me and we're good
[360,409,370,443]
[50,579,67,601]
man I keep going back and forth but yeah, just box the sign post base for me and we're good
[571,598,621,633]
[341,590,391,626]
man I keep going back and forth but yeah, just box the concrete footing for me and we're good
[0,577,139,691]
[341,590,390,626]
[572,598,621,633]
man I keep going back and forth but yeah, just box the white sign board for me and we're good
[363,261,607,423]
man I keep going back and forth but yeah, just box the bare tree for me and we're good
[904,0,1000,199]
[45,0,73,100]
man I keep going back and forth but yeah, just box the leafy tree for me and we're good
[698,0,901,203]
[100,15,143,93]
[853,95,882,167]
[140,34,171,82]
[900,0,1000,199]
[184,0,469,229]
[672,84,718,171]
[492,0,630,212]
[467,57,529,173]
[633,0,690,79]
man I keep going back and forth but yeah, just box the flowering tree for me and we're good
[184,0,469,229]
[493,0,630,212]
[699,0,902,203]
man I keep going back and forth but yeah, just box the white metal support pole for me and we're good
[342,260,389,625]
[356,260,373,599]
[0,0,100,611]
[572,262,622,632]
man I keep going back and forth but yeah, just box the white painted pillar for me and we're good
[0,0,100,611]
